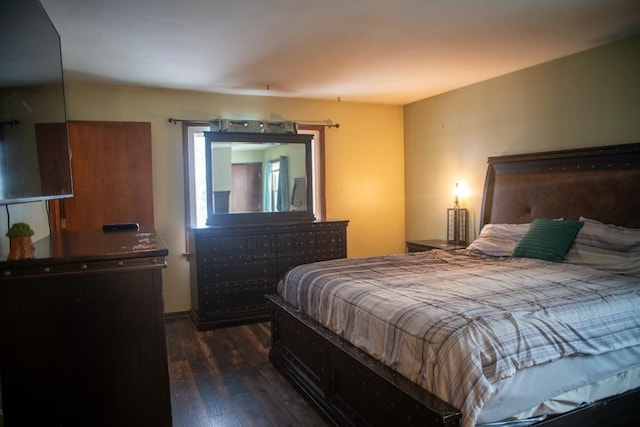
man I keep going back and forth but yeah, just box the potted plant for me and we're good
[6,222,35,260]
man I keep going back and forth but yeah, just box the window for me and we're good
[184,125,209,226]
[302,127,325,220]
[269,158,280,212]
[182,123,326,230]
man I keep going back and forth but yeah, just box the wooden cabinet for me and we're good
[0,229,171,427]
[53,121,154,231]
[189,220,348,330]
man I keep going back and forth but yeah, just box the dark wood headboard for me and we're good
[480,142,640,229]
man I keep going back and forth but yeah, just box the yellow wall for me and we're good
[8,34,638,314]
[404,33,640,243]
[63,87,405,312]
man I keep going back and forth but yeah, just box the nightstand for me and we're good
[406,239,467,253]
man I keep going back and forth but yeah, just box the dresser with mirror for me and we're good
[189,130,348,329]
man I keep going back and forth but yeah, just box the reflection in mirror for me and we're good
[290,177,307,211]
[204,132,314,225]
[211,142,306,213]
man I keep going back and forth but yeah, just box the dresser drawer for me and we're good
[277,228,346,257]
[196,234,275,261]
[202,285,274,315]
[201,260,276,284]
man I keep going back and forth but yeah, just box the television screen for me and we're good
[0,0,73,205]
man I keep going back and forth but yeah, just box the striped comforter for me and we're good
[277,250,640,427]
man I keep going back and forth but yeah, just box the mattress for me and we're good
[477,344,640,425]
[277,249,640,427]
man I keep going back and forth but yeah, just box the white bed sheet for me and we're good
[478,344,640,424]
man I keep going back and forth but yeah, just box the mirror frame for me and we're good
[203,131,315,226]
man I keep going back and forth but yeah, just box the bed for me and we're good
[266,142,640,427]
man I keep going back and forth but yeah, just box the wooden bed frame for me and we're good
[267,142,640,426]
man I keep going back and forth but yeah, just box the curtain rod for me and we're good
[167,117,340,129]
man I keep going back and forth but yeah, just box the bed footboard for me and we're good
[268,294,640,427]
[266,294,462,427]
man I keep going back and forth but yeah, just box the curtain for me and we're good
[263,160,272,212]
[277,156,290,211]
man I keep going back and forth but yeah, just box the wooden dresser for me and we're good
[189,220,348,330]
[0,228,171,427]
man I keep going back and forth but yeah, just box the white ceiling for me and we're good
[40,0,640,105]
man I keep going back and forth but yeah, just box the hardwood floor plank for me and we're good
[168,360,217,427]
[165,317,330,427]
[245,371,327,427]
[228,390,274,427]
[256,367,328,427]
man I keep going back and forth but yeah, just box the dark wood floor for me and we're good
[165,316,331,427]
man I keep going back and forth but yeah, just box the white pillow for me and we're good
[467,223,531,257]
[564,217,640,276]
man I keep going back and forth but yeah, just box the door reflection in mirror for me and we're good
[211,142,305,213]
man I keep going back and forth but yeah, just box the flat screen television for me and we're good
[0,0,73,205]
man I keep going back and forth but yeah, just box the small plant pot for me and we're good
[8,236,35,260]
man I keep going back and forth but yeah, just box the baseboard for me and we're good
[164,310,190,319]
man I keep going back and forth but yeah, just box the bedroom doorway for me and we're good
[230,162,262,212]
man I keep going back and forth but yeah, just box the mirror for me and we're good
[204,131,314,225]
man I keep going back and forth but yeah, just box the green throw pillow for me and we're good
[512,219,584,262]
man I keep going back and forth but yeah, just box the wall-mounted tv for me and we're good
[0,0,73,205]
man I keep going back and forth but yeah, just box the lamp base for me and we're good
[447,208,468,245]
